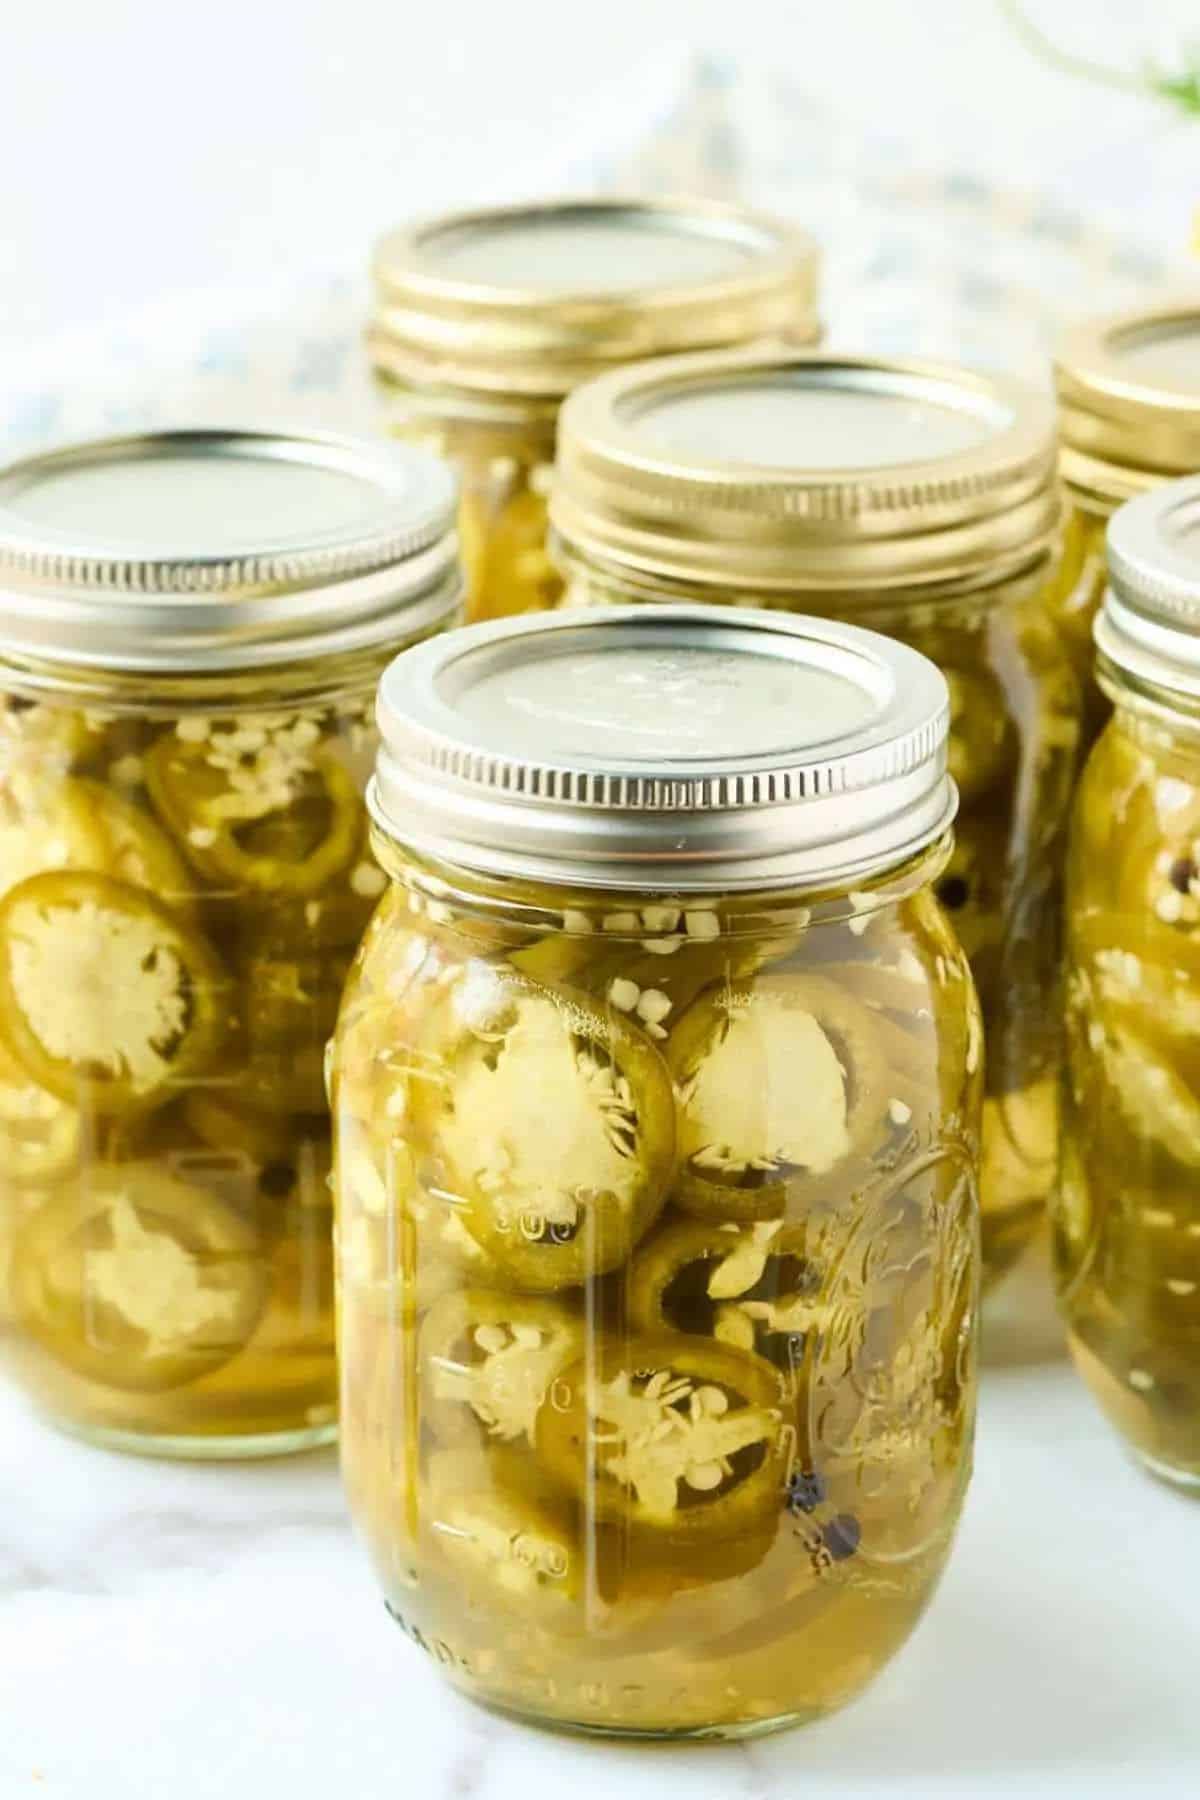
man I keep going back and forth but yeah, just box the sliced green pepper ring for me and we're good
[1078,909,1200,985]
[666,971,889,1221]
[628,1216,825,1368]
[0,698,98,772]
[1088,1004,1200,1170]
[536,1335,785,1543]
[183,1088,299,1166]
[336,1110,498,1308]
[423,1446,583,1616]
[420,1287,583,1448]
[1069,911,1200,1088]
[1051,1132,1096,1294]
[0,1040,82,1185]
[146,726,361,897]
[507,928,613,986]
[243,884,380,960]
[332,921,454,1119]
[76,780,197,913]
[1071,909,1200,988]
[847,996,961,1126]
[12,1162,267,1391]
[0,776,108,897]
[1073,736,1176,919]
[1047,506,1108,673]
[460,483,560,624]
[981,1080,1057,1207]
[812,955,934,1019]
[238,949,352,1115]
[592,1512,778,1614]
[1115,814,1200,940]
[416,969,675,1290]
[807,953,968,1123]
[0,870,229,1113]
[943,667,1015,805]
[509,924,747,1024]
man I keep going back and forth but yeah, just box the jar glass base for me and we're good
[47,1413,338,1462]
[1136,1450,1200,1495]
[471,1690,824,1743]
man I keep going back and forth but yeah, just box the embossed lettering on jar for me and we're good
[1054,301,1200,740]
[1059,475,1200,1490]
[332,605,982,1738]
[367,197,819,624]
[0,428,460,1456]
[551,350,1076,1285]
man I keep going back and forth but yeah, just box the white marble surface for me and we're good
[1,1252,1197,1798]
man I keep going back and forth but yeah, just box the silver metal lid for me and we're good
[1056,299,1200,507]
[371,605,954,892]
[0,428,462,674]
[369,196,820,402]
[551,351,1060,594]
[1098,475,1200,701]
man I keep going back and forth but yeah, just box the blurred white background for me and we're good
[2,0,1196,342]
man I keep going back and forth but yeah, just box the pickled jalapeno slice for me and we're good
[980,1081,1058,1214]
[1119,826,1200,939]
[629,1217,824,1363]
[12,1163,267,1391]
[0,777,107,895]
[0,870,228,1111]
[0,697,100,774]
[424,1447,583,1613]
[239,949,352,1114]
[1070,729,1154,887]
[667,972,887,1221]
[421,1288,583,1447]
[1069,914,1200,1076]
[335,1097,500,1308]
[536,1336,785,1542]
[1086,1006,1200,1169]
[183,1088,298,1166]
[419,968,675,1290]
[146,717,360,897]
[813,947,932,1019]
[0,1041,82,1185]
[509,908,741,1008]
[1052,1135,1095,1278]
[944,668,1015,804]
[460,484,561,623]
[1073,910,1200,988]
[80,780,196,908]
[1049,505,1108,671]
[247,884,381,958]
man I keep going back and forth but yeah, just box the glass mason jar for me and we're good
[1054,300,1200,744]
[333,605,982,1738]
[549,350,1075,1287]
[0,427,460,1456]
[367,197,819,624]
[1059,477,1200,1490]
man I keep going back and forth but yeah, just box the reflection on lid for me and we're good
[414,206,770,296]
[631,372,1004,471]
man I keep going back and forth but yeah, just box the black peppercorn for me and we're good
[785,1469,827,1515]
[822,1513,861,1562]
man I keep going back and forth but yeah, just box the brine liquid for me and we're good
[334,862,981,1735]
